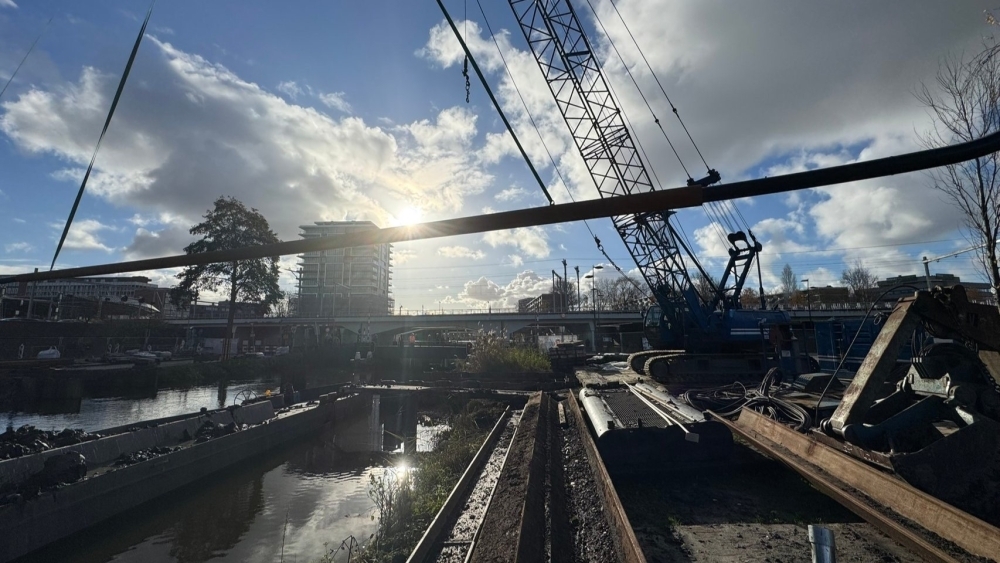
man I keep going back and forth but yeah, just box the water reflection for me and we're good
[20,427,381,563]
[2,380,276,432]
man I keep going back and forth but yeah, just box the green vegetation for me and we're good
[465,331,551,374]
[319,400,505,563]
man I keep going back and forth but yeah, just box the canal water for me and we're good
[3,379,278,432]
[4,380,444,563]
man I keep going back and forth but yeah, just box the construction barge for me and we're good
[0,390,376,562]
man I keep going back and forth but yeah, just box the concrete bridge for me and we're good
[165,310,645,341]
[162,307,881,351]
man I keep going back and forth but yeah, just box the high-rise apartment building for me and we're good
[296,221,393,316]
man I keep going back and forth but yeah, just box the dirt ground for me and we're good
[614,443,925,563]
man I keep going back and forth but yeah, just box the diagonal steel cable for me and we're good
[50,2,155,270]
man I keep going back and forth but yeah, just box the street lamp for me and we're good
[801,278,811,321]
[584,266,604,352]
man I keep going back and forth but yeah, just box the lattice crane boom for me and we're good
[509,0,715,322]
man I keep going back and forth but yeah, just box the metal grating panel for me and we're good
[599,389,669,429]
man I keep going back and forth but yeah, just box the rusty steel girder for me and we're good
[822,286,1000,527]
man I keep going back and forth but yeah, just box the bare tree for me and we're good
[780,264,798,303]
[595,275,650,311]
[740,286,761,309]
[690,272,719,310]
[918,40,1000,309]
[841,260,879,305]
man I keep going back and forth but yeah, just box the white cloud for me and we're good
[483,226,549,258]
[0,0,17,8]
[449,269,561,308]
[416,5,993,288]
[12,218,26,224]
[508,254,523,267]
[0,38,506,253]
[460,276,504,302]
[122,224,193,260]
[4,241,32,253]
[438,245,486,260]
[495,186,527,202]
[318,91,351,113]
[52,218,113,252]
[393,248,418,265]
[276,80,303,99]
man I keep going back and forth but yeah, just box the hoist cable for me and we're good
[607,0,711,172]
[51,2,154,270]
[435,0,554,205]
[583,0,732,252]
[0,16,53,102]
[599,0,750,234]
[583,0,693,181]
[475,0,635,286]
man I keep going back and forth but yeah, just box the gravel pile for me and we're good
[559,407,616,562]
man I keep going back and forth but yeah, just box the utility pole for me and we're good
[575,266,581,312]
[562,259,568,313]
[26,267,37,319]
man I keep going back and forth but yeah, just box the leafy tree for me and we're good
[918,40,1000,311]
[841,259,878,305]
[780,264,798,303]
[170,197,281,358]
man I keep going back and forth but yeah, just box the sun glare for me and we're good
[397,206,424,226]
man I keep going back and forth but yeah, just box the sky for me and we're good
[0,0,997,311]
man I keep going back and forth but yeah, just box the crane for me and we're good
[507,0,810,380]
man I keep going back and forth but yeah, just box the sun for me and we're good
[397,206,424,226]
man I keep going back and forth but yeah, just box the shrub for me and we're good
[465,331,551,374]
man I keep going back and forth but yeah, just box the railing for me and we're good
[175,307,644,321]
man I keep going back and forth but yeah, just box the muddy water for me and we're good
[2,379,277,432]
[18,430,386,563]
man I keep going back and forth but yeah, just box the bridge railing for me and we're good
[178,307,644,320]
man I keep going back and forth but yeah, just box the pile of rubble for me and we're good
[0,452,87,505]
[113,446,178,467]
[0,426,100,459]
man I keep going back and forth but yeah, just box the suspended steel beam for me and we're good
[3,129,1000,285]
